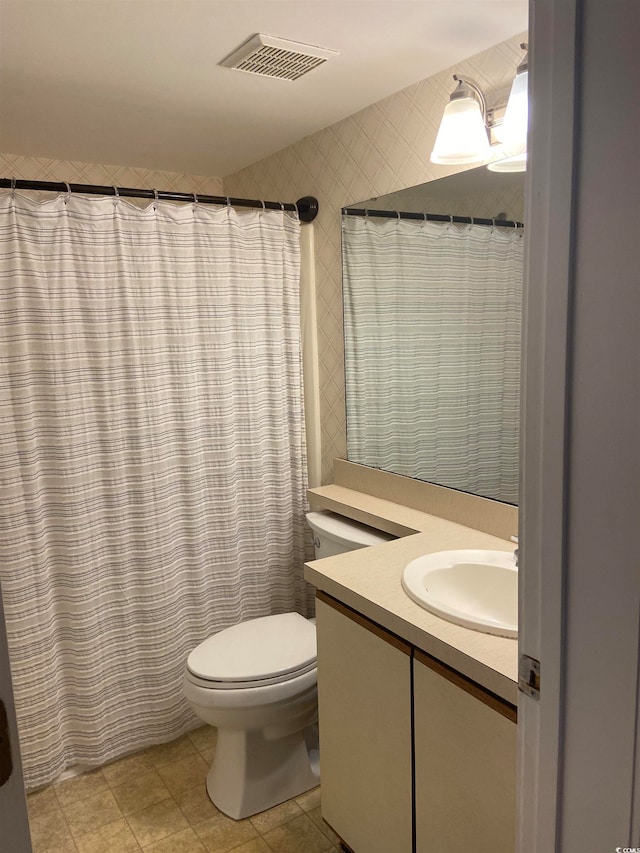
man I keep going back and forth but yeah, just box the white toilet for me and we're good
[182,510,394,819]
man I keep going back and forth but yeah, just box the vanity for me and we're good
[309,163,524,852]
[304,460,519,853]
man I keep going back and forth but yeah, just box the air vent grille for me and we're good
[220,34,338,81]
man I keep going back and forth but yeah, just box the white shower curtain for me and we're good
[0,191,311,788]
[343,215,523,504]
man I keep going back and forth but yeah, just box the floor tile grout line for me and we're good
[121,811,144,852]
[105,765,206,813]
[70,813,145,853]
[250,811,300,835]
[48,784,87,850]
[113,791,175,821]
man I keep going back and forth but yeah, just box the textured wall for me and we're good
[0,153,224,196]
[225,33,526,484]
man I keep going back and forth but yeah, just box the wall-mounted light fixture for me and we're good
[430,76,491,165]
[431,44,529,172]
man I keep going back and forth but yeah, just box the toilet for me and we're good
[182,510,394,819]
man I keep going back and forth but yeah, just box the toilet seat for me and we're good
[187,612,317,690]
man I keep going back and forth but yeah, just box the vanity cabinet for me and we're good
[315,592,516,853]
[315,593,413,853]
[413,650,517,853]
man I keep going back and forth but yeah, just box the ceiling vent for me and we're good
[219,33,338,81]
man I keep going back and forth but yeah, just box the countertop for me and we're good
[304,485,519,705]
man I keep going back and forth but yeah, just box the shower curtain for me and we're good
[0,191,311,788]
[342,215,523,504]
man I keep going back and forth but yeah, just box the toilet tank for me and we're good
[306,511,395,559]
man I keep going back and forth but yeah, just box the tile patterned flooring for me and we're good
[27,727,340,853]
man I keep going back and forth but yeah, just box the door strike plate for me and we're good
[0,700,14,787]
[518,654,541,700]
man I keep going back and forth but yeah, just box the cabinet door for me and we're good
[414,651,517,853]
[316,593,413,853]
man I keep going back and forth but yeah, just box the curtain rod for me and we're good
[0,179,319,223]
[341,206,523,229]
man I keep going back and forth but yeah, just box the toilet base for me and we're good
[207,725,320,820]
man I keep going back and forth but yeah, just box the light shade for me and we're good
[497,67,528,149]
[487,49,528,174]
[430,97,491,165]
[487,152,527,173]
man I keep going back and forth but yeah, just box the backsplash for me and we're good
[225,33,526,484]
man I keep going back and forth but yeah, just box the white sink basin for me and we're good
[402,549,517,638]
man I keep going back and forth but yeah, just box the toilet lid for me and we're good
[187,612,317,687]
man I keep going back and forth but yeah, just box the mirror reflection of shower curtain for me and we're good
[342,215,523,504]
[0,192,310,788]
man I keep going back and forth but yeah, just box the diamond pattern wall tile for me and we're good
[224,33,526,484]
[0,154,224,197]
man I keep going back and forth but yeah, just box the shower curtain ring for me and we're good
[10,177,16,198]
[64,182,71,205]
[192,193,198,205]
[260,200,266,211]
[153,189,159,210]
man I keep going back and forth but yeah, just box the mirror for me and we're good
[342,166,525,505]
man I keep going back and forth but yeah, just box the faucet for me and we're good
[511,535,519,568]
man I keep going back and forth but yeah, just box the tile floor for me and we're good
[26,727,341,853]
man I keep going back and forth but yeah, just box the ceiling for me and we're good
[0,1,528,178]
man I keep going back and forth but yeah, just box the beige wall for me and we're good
[0,30,526,487]
[225,33,526,484]
[0,153,224,197]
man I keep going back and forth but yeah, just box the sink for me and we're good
[401,549,517,638]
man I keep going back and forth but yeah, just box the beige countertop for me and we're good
[304,485,519,705]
